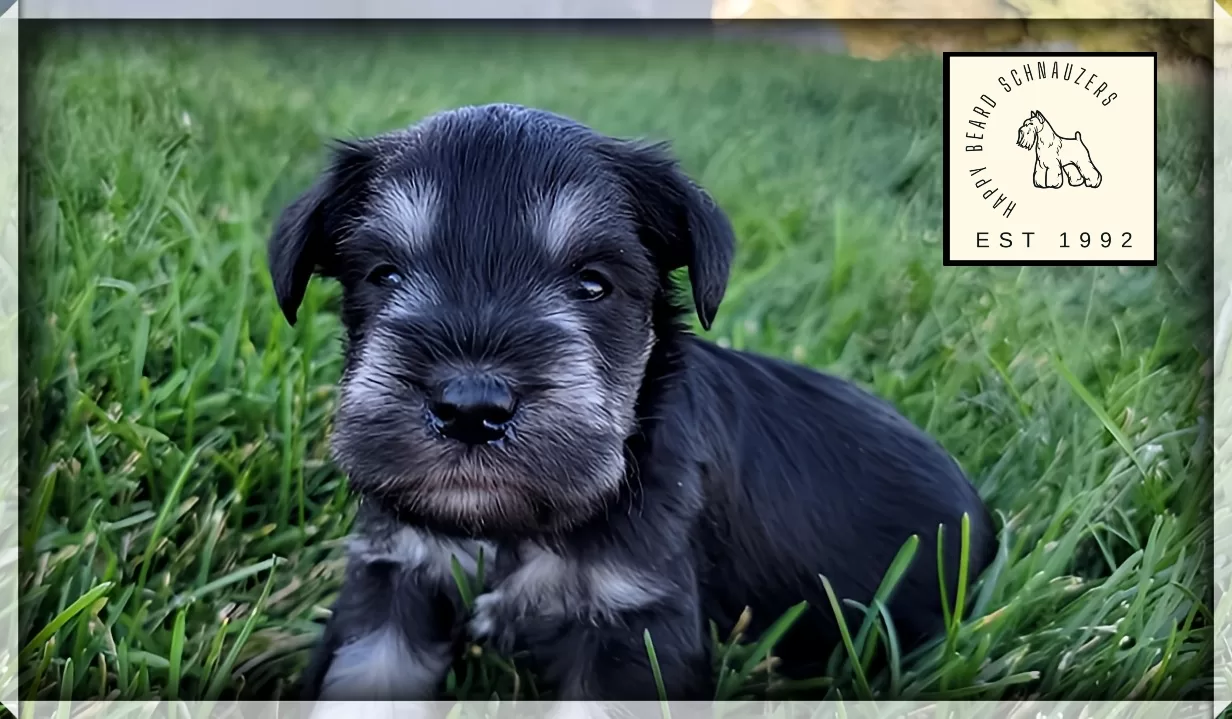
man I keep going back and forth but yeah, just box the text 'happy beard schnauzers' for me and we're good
[960,59,1119,219]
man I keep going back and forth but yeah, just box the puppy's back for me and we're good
[681,339,997,668]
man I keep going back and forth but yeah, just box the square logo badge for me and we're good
[943,52,1157,266]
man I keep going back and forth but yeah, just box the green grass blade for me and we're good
[20,582,113,660]
[818,575,872,699]
[851,534,918,659]
[204,557,280,700]
[738,600,809,679]
[451,555,475,610]
[1052,355,1148,478]
[167,607,188,700]
[136,441,213,592]
[643,628,671,715]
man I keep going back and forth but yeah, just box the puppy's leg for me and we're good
[527,596,711,700]
[300,557,455,701]
[1047,159,1066,188]
[1063,163,1084,186]
[471,550,712,700]
[1078,158,1102,188]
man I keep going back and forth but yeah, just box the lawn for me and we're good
[17,24,1213,702]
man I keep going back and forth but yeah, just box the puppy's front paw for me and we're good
[468,591,518,655]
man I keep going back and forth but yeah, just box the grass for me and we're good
[17,23,1213,702]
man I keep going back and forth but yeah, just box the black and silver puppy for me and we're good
[268,103,998,702]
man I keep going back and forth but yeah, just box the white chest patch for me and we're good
[349,525,497,586]
[468,544,667,639]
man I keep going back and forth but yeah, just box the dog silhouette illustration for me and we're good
[1016,110,1102,189]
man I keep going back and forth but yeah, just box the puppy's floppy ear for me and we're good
[268,139,378,326]
[600,139,735,331]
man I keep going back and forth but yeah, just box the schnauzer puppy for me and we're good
[1016,109,1102,189]
[268,103,998,701]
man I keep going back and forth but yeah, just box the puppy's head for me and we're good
[268,104,735,536]
[1017,110,1044,150]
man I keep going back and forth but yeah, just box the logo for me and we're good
[943,52,1157,266]
[1016,109,1103,189]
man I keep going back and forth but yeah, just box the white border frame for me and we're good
[1,2,1222,717]
[1212,0,1230,714]
[3,0,18,714]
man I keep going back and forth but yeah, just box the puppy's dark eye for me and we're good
[576,270,611,301]
[367,264,403,288]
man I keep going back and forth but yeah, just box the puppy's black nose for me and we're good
[429,375,517,444]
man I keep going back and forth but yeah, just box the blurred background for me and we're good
[713,18,1211,71]
[17,21,1212,702]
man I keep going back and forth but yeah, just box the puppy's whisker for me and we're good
[622,450,647,518]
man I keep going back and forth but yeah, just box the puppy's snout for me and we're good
[429,374,518,445]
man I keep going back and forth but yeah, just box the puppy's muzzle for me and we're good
[429,374,519,445]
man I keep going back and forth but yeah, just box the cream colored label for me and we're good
[944,53,1157,265]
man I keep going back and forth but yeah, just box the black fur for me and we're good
[269,103,998,701]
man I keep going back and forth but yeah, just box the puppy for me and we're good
[268,103,998,701]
